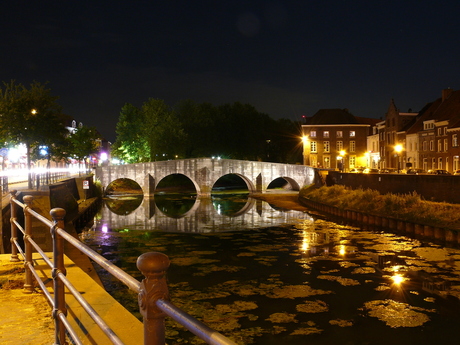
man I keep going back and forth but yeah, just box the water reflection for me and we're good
[99,194,312,232]
[83,197,460,345]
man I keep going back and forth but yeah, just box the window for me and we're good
[324,141,330,153]
[350,141,356,152]
[310,131,316,138]
[438,128,442,136]
[323,156,330,168]
[336,131,343,138]
[349,131,355,137]
[349,156,356,167]
[323,131,329,138]
[453,134,458,147]
[336,141,343,151]
[438,140,442,152]
[310,141,317,153]
[444,139,448,152]
[423,141,427,151]
[430,140,434,151]
[444,127,447,135]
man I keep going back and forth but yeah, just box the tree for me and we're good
[112,103,149,163]
[68,126,99,173]
[142,98,185,161]
[0,80,64,188]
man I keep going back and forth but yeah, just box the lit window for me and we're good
[324,141,330,152]
[311,141,317,153]
[323,131,329,138]
[350,141,356,152]
[310,131,316,138]
[350,131,355,137]
[336,141,343,151]
[337,131,343,138]
[453,134,458,147]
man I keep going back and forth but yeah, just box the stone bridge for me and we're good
[95,158,316,196]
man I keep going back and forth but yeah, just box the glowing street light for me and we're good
[394,144,403,173]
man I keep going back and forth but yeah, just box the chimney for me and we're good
[442,88,453,101]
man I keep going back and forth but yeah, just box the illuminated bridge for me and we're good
[95,158,315,197]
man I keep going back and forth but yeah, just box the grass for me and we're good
[300,185,460,230]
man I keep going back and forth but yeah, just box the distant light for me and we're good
[100,152,108,161]
[102,225,108,233]
[40,147,48,156]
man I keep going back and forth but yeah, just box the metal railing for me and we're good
[9,190,237,345]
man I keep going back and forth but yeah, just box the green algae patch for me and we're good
[329,319,353,327]
[171,256,220,266]
[269,284,333,299]
[352,267,376,274]
[296,300,328,313]
[266,312,298,323]
[363,299,434,327]
[317,275,360,286]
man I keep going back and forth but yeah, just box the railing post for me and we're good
[9,190,19,262]
[50,208,67,345]
[23,195,34,293]
[137,252,170,345]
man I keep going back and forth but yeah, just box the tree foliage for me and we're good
[114,98,303,163]
[68,126,99,164]
[0,80,66,187]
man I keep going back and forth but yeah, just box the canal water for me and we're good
[82,193,460,345]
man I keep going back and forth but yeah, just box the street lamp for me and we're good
[394,144,403,173]
[302,136,309,165]
[337,150,346,172]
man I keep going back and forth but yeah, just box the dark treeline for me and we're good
[113,99,303,164]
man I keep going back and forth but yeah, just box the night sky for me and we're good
[2,1,460,142]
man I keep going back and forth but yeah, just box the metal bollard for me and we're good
[50,208,67,345]
[137,252,170,345]
[23,195,34,294]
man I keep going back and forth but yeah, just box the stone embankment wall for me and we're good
[299,196,460,247]
[327,171,460,204]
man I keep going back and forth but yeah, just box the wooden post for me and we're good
[50,208,67,345]
[137,252,170,345]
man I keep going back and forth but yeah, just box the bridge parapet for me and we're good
[96,158,315,196]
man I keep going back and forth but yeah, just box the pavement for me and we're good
[0,253,144,345]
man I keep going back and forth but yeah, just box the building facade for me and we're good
[302,109,377,171]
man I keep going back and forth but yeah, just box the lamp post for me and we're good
[337,150,346,172]
[394,144,403,173]
[302,136,309,165]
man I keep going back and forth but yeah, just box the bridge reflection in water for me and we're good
[98,194,313,233]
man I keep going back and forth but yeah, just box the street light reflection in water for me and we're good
[82,194,460,345]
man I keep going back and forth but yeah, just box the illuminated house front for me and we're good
[302,109,378,171]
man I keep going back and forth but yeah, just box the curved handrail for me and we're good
[9,191,237,345]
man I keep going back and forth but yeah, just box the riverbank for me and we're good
[250,191,309,212]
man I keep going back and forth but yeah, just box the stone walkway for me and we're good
[0,256,54,345]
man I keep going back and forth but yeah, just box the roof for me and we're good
[304,109,377,126]
[305,109,359,125]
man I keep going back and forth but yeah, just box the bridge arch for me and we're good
[211,173,256,193]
